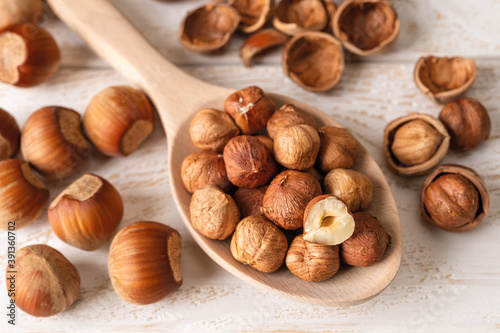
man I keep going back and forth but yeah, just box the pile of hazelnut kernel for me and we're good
[0,86,182,317]
[182,86,391,281]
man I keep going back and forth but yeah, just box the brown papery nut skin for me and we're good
[233,186,267,218]
[286,234,340,282]
[256,136,274,154]
[266,104,316,139]
[108,221,182,305]
[423,174,480,232]
[223,135,278,188]
[189,108,240,152]
[21,106,90,180]
[0,108,20,161]
[84,86,154,157]
[240,28,289,67]
[190,185,240,240]
[229,0,274,34]
[225,86,276,134]
[181,151,233,194]
[274,124,320,170]
[48,174,124,251]
[282,31,345,92]
[391,119,444,166]
[438,98,491,150]
[341,212,391,267]
[316,126,357,173]
[0,159,49,229]
[323,168,373,212]
[261,170,322,230]
[0,24,61,87]
[179,4,240,53]
[0,0,43,30]
[7,244,80,317]
[230,216,288,273]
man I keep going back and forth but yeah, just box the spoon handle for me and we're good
[47,0,222,134]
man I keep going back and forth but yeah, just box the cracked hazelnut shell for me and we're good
[332,0,400,56]
[384,113,450,177]
[233,186,267,218]
[266,104,316,140]
[323,169,373,212]
[21,106,90,180]
[240,28,289,67]
[108,221,182,305]
[421,164,489,232]
[273,0,330,36]
[223,135,278,188]
[286,234,340,282]
[274,124,320,170]
[229,0,274,34]
[316,126,357,173]
[189,108,240,152]
[282,31,345,92]
[414,56,477,104]
[179,4,240,53]
[0,0,43,30]
[0,108,20,161]
[7,244,80,317]
[341,212,391,267]
[230,215,288,273]
[181,151,233,194]
[225,86,276,134]
[438,98,491,150]
[190,185,240,240]
[0,24,61,87]
[261,170,321,230]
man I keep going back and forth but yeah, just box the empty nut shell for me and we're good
[229,0,274,34]
[0,108,20,161]
[273,0,330,36]
[179,4,240,53]
[282,31,345,92]
[240,28,289,67]
[332,0,400,56]
[384,113,450,177]
[181,151,233,193]
[189,108,240,152]
[414,56,477,104]
[421,164,489,232]
[266,104,316,140]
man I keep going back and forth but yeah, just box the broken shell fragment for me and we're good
[229,0,274,34]
[273,0,330,36]
[240,28,289,67]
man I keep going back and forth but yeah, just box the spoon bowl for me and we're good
[48,0,402,306]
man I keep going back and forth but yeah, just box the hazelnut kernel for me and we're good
[316,126,357,173]
[323,168,373,212]
[181,151,233,194]
[233,186,267,218]
[189,108,240,152]
[274,124,320,170]
[266,104,316,140]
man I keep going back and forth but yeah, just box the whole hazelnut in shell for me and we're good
[223,135,278,188]
[189,108,240,152]
[261,170,321,230]
[108,221,182,305]
[225,86,276,134]
[438,98,491,150]
[266,104,316,140]
[181,151,233,193]
[7,244,80,317]
[0,108,20,161]
[0,0,43,30]
[190,185,240,240]
[230,216,288,273]
[274,124,320,170]
[421,164,489,232]
[316,126,357,173]
[341,212,391,267]
[323,168,373,212]
[286,234,340,282]
[233,186,267,218]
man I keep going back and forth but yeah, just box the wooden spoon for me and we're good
[47,0,402,306]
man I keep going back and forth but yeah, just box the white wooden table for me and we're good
[1,0,500,332]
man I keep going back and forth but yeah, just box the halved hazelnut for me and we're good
[384,113,450,177]
[233,186,267,219]
[261,170,322,230]
[48,174,124,251]
[323,169,373,212]
[332,0,400,56]
[223,135,278,188]
[181,151,233,194]
[282,31,345,92]
[189,108,240,152]
[316,126,357,172]
[273,0,329,36]
[421,164,489,232]
[225,86,276,134]
[0,108,20,161]
[274,124,320,170]
[0,24,61,87]
[179,4,240,53]
[266,104,316,140]
[240,28,289,67]
[229,0,274,34]
[303,194,355,245]
[414,56,477,104]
